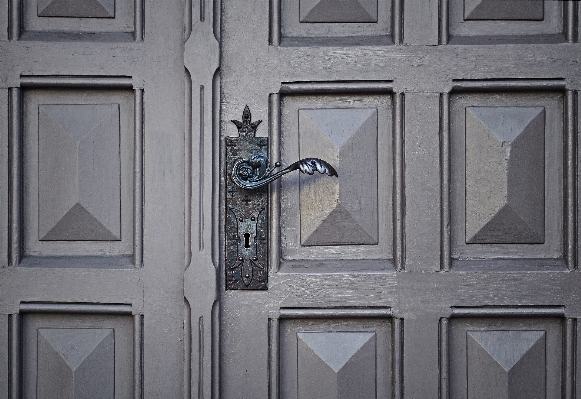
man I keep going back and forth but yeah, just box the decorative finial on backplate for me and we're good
[231,105,262,137]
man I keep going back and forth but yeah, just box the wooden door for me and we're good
[2,1,581,398]
[0,1,196,398]
[218,1,581,398]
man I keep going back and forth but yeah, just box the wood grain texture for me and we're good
[0,2,8,41]
[404,93,441,272]
[403,0,439,45]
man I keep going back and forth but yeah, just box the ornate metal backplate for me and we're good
[225,106,338,290]
[225,106,268,289]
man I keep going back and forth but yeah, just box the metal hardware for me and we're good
[231,155,337,190]
[225,106,338,290]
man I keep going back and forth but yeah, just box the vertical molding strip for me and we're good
[565,318,576,399]
[8,88,21,267]
[268,317,280,399]
[211,300,219,399]
[184,0,193,41]
[184,300,192,399]
[439,0,449,45]
[394,92,404,271]
[269,94,281,272]
[566,90,576,270]
[392,0,402,45]
[134,89,144,268]
[200,0,206,22]
[185,71,193,267]
[8,0,20,41]
[135,0,144,42]
[566,0,575,43]
[439,318,449,399]
[393,317,403,399]
[198,316,205,399]
[211,71,220,268]
[134,314,143,399]
[8,314,20,399]
[440,93,451,271]
[199,86,206,252]
[269,0,281,46]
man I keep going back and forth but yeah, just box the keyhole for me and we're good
[244,233,251,248]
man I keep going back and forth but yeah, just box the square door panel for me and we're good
[280,94,392,270]
[279,0,392,45]
[279,316,393,399]
[448,316,563,399]
[23,89,135,263]
[449,91,563,266]
[20,0,138,41]
[21,312,135,399]
[448,0,565,44]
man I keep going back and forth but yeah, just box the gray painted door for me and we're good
[2,1,581,398]
[0,1,189,398]
[219,1,581,399]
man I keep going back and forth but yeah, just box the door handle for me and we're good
[225,106,338,290]
[231,154,337,190]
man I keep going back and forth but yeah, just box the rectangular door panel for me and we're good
[22,89,136,266]
[279,92,393,272]
[15,0,142,41]
[449,90,565,268]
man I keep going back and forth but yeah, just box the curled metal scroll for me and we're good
[231,154,338,190]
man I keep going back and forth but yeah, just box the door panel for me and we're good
[1,2,186,398]
[279,91,393,269]
[221,0,581,398]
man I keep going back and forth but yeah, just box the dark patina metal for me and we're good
[226,106,338,290]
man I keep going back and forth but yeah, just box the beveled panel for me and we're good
[448,0,564,44]
[299,0,377,23]
[23,89,135,262]
[37,328,115,399]
[20,0,136,40]
[299,108,378,246]
[279,315,392,399]
[465,106,545,244]
[467,330,545,399]
[38,104,121,241]
[38,0,116,18]
[280,94,392,270]
[22,311,135,399]
[280,0,391,45]
[448,316,562,399]
[450,92,563,265]
[464,0,544,21]
[297,332,376,399]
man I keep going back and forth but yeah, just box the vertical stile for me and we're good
[440,93,451,271]
[134,89,144,268]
